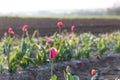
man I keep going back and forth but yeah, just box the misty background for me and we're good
[0,0,120,16]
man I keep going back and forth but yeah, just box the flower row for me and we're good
[0,21,119,80]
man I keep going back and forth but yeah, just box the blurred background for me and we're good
[0,0,120,16]
[0,0,120,38]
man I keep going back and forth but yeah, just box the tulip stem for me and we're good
[51,60,54,78]
[59,28,61,34]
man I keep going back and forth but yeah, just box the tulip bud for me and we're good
[91,69,96,76]
[57,22,63,28]
[22,25,29,31]
[69,34,73,39]
[8,27,14,35]
[49,47,58,60]
[71,25,75,32]
[46,38,53,44]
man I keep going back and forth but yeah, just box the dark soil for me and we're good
[0,17,120,38]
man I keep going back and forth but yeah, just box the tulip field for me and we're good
[0,17,120,80]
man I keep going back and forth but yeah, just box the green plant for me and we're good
[64,66,80,80]
[114,39,120,53]
[50,74,57,80]
[0,55,4,73]
[96,37,110,56]
[76,45,90,59]
[2,36,19,73]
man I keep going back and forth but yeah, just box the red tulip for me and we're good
[8,27,14,35]
[91,69,96,76]
[22,25,29,31]
[71,25,75,32]
[57,22,63,28]
[46,38,53,44]
[49,47,58,60]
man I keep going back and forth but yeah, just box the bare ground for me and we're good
[0,17,120,38]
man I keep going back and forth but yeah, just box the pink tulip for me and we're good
[69,34,73,39]
[71,25,75,32]
[46,38,53,44]
[58,35,63,39]
[8,27,13,32]
[9,31,14,35]
[57,22,63,28]
[22,25,29,31]
[8,27,14,35]
[49,47,58,60]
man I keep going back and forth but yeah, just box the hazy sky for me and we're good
[0,0,118,13]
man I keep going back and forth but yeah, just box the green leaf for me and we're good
[0,64,3,73]
[31,31,37,41]
[51,74,57,80]
[20,58,28,69]
[9,53,17,63]
[24,56,35,65]
[73,75,80,80]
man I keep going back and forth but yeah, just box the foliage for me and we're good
[0,26,120,74]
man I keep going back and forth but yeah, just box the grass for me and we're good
[0,15,120,19]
